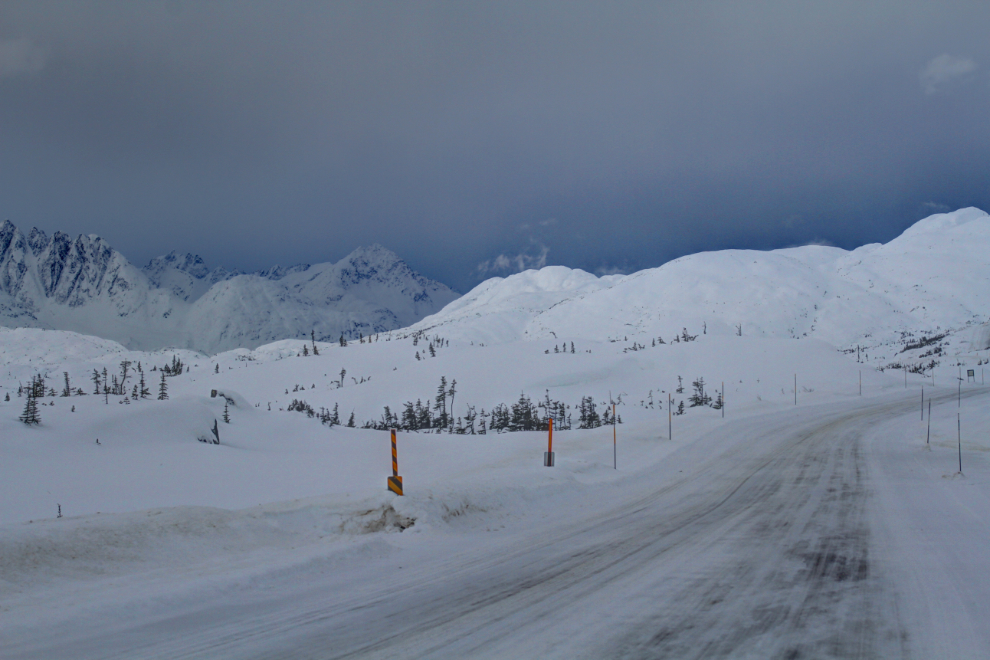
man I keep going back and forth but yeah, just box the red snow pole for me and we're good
[544,418,555,467]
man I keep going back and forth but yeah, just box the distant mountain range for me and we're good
[0,219,458,353]
[408,207,990,354]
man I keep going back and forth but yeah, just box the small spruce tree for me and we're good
[158,372,168,400]
[19,380,40,425]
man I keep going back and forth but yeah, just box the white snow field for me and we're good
[2,208,990,658]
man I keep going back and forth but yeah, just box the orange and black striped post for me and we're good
[387,428,403,495]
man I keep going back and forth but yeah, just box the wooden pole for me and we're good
[613,404,617,470]
[958,413,962,473]
[859,370,861,396]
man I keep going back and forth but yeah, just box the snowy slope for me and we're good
[0,219,458,353]
[3,209,990,658]
[409,207,990,352]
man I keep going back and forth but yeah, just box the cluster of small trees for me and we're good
[287,398,357,428]
[413,333,448,361]
[545,342,576,354]
[299,330,320,356]
[357,381,619,434]
[160,355,186,376]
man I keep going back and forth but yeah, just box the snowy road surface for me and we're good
[5,390,989,659]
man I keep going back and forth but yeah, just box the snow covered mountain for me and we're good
[409,207,990,351]
[0,220,458,353]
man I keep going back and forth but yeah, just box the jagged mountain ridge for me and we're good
[0,220,458,353]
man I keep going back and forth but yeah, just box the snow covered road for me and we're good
[5,390,988,659]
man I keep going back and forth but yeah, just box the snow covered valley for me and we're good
[3,208,990,658]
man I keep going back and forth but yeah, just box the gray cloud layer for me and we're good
[1,1,989,290]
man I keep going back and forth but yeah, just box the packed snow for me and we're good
[2,208,990,657]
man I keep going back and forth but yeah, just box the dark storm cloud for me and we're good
[1,1,989,291]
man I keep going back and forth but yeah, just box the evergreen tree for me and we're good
[140,370,150,398]
[429,344,436,357]
[676,400,686,415]
[302,344,309,356]
[571,342,575,353]
[689,377,711,407]
[330,403,340,426]
[158,372,168,400]
[339,334,347,347]
[447,379,457,433]
[62,372,71,397]
[434,376,448,430]
[119,360,131,391]
[478,408,487,434]
[215,363,219,374]
[464,405,476,434]
[402,401,417,431]
[509,392,535,431]
[416,399,431,430]
[223,401,230,423]
[4,393,9,402]
[347,411,356,427]
[676,376,684,393]
[19,382,40,425]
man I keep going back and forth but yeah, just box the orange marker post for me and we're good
[387,428,403,495]
[544,418,554,466]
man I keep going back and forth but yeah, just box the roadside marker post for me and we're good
[612,404,617,470]
[544,418,554,467]
[957,413,962,474]
[387,428,403,495]
[668,393,672,440]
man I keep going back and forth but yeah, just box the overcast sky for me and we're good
[1,2,988,291]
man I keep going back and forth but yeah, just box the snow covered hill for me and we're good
[0,220,458,353]
[408,207,990,352]
[3,208,990,658]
